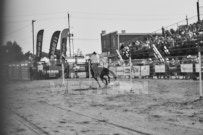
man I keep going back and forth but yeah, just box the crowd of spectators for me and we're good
[148,55,199,65]
[120,19,203,58]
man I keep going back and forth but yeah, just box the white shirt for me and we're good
[90,54,100,63]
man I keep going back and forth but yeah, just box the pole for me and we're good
[72,38,74,56]
[67,13,71,57]
[32,20,36,55]
[117,34,120,50]
[186,16,188,26]
[198,46,203,99]
[61,54,64,85]
[62,62,64,84]
[129,57,132,91]
[88,60,92,89]
[197,1,200,22]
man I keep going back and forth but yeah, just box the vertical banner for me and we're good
[49,31,61,59]
[141,65,150,76]
[60,29,69,59]
[36,29,44,60]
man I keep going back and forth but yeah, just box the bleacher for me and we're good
[121,19,203,60]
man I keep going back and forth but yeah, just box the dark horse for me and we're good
[90,66,117,87]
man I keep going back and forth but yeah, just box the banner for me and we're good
[195,64,203,72]
[60,29,69,58]
[36,29,44,60]
[180,64,193,73]
[116,66,124,76]
[155,65,165,73]
[141,65,150,76]
[49,31,61,59]
[124,66,131,76]
[133,66,140,76]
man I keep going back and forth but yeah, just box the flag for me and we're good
[49,31,60,59]
[60,28,69,59]
[36,29,44,60]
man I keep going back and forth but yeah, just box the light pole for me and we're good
[32,20,36,55]
[197,0,200,22]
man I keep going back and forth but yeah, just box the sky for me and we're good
[3,0,203,55]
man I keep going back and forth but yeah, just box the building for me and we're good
[100,30,160,56]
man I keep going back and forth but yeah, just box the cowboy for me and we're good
[90,51,100,78]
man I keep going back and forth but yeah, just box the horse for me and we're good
[90,66,117,88]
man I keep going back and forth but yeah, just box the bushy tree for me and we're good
[41,51,48,58]
[24,51,32,60]
[0,41,24,63]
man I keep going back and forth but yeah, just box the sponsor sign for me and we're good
[124,66,131,76]
[47,70,59,77]
[195,64,203,72]
[155,65,165,73]
[116,66,124,76]
[180,64,193,73]
[132,66,140,76]
[141,65,150,76]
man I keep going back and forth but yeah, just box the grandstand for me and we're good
[101,18,203,63]
[126,20,203,60]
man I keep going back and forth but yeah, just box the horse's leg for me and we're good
[100,75,108,94]
[104,77,108,86]
[108,75,110,83]
[95,77,101,88]
[109,70,117,81]
[101,75,108,86]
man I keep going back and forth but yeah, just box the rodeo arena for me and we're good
[3,3,203,135]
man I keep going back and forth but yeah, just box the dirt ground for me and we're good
[3,78,203,135]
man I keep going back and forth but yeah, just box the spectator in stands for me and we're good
[121,19,203,60]
[170,58,175,66]
[193,56,199,63]
[148,58,153,64]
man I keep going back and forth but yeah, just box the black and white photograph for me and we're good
[1,0,203,134]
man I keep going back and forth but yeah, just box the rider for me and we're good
[90,51,100,78]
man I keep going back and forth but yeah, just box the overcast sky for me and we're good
[3,0,203,55]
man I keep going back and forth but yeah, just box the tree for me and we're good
[1,41,24,63]
[24,51,33,60]
[41,51,49,58]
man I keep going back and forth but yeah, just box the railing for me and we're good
[108,63,202,80]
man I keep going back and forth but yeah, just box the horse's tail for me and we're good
[108,69,117,80]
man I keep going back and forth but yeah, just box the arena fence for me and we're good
[108,63,203,80]
[6,61,203,81]
[8,62,31,81]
